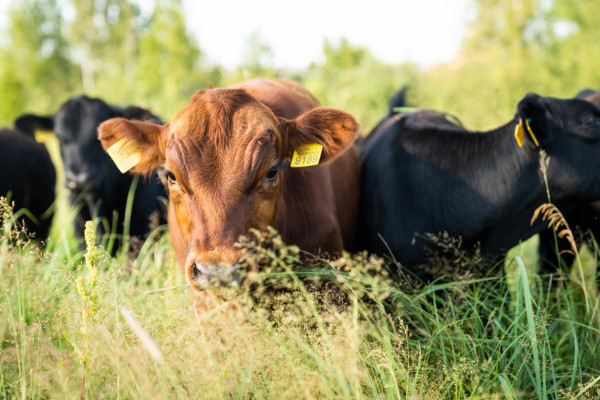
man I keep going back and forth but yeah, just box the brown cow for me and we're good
[98,78,360,291]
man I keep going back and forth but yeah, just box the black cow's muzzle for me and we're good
[65,172,96,191]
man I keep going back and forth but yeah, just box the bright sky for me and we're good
[0,0,473,70]
[181,0,473,70]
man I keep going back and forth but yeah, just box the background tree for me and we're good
[0,0,75,123]
[134,0,221,119]
[230,30,277,83]
[545,0,600,93]
[67,0,141,95]
[303,38,418,132]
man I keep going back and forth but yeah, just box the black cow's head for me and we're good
[15,96,160,195]
[516,93,600,202]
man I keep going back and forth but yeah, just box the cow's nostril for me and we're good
[191,262,200,278]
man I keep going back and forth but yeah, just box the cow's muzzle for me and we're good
[189,262,246,288]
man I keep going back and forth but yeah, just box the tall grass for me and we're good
[1,201,599,398]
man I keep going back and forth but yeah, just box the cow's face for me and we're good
[517,95,600,202]
[15,97,160,197]
[15,96,121,195]
[98,88,358,290]
[54,97,122,194]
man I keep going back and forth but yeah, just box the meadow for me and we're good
[1,135,599,399]
[2,1,600,397]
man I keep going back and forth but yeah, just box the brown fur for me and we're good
[98,78,360,289]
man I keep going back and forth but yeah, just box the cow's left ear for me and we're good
[516,94,552,149]
[280,107,359,164]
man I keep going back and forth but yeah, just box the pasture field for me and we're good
[1,139,599,399]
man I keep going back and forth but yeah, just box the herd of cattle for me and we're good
[2,77,600,290]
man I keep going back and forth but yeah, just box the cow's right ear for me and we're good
[98,118,168,175]
[14,114,54,138]
[279,107,359,165]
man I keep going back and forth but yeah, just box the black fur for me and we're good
[358,93,600,281]
[0,128,55,239]
[15,96,166,249]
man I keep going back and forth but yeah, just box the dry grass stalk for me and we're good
[531,203,591,313]
[120,307,164,363]
[530,203,578,259]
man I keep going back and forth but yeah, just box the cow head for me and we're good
[15,96,160,196]
[98,88,358,289]
[14,96,161,238]
[516,94,600,202]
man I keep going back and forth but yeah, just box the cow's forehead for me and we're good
[165,88,281,183]
[168,88,280,144]
[56,97,113,139]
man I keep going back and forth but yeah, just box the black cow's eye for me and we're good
[585,114,597,126]
[265,167,278,182]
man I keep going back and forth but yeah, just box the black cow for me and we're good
[537,90,600,274]
[15,95,166,249]
[359,93,600,280]
[0,128,55,240]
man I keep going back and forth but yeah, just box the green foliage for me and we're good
[229,30,278,83]
[0,0,75,122]
[303,39,420,133]
[1,3,600,396]
[0,209,599,398]
[0,0,217,126]
[134,0,221,120]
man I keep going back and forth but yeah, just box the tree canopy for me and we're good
[0,0,599,132]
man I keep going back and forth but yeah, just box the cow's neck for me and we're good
[275,166,343,254]
[406,116,553,254]
[457,118,554,252]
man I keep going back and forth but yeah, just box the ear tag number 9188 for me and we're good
[290,143,323,168]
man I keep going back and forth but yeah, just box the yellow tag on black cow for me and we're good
[106,137,142,173]
[290,143,323,168]
[514,120,525,148]
[35,131,53,144]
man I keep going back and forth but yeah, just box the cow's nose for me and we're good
[65,172,94,190]
[190,262,245,288]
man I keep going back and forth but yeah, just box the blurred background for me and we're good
[0,0,599,133]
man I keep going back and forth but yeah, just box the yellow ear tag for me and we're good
[514,119,525,148]
[290,143,323,168]
[106,137,142,173]
[524,118,540,147]
[34,130,53,143]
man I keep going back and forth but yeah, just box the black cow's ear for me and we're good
[516,94,551,149]
[14,114,54,138]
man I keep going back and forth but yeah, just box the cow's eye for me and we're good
[265,167,278,182]
[165,171,177,186]
[584,114,598,126]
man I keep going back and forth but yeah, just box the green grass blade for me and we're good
[515,256,543,398]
